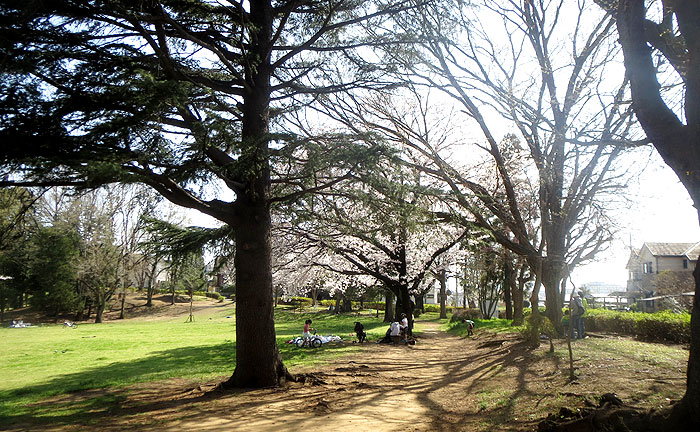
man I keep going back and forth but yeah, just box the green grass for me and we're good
[0,304,388,427]
[446,317,523,336]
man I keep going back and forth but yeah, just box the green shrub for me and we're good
[584,309,690,344]
[424,304,454,314]
[288,296,313,310]
[520,314,555,349]
[365,301,385,311]
[450,308,482,323]
[635,311,690,344]
[205,292,223,301]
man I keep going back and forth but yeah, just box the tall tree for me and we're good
[288,159,467,329]
[26,226,81,317]
[387,0,639,332]
[0,0,416,388]
[597,0,700,425]
[0,187,39,319]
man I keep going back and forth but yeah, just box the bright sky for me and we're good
[571,150,700,288]
[184,146,700,290]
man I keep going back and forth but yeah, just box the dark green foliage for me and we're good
[0,187,38,313]
[521,313,556,347]
[26,226,80,316]
[449,308,483,323]
[142,217,234,262]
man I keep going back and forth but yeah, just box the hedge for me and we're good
[583,308,690,344]
[276,297,388,311]
[449,308,483,322]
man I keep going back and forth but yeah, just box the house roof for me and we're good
[686,242,700,261]
[644,242,700,260]
[625,248,640,269]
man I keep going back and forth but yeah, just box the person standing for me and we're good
[570,291,586,339]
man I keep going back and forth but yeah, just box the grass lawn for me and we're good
[445,315,523,336]
[0,303,388,426]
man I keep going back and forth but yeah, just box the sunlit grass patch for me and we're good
[0,305,387,427]
[446,317,523,337]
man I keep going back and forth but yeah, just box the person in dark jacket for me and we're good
[570,291,586,339]
[353,321,366,343]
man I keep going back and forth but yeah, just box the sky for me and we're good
[185,146,700,290]
[177,1,700,298]
[571,151,700,288]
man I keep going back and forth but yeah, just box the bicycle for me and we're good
[296,331,322,348]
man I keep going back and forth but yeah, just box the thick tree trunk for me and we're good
[94,302,104,323]
[119,290,126,320]
[225,205,288,387]
[223,0,290,389]
[146,284,153,307]
[394,284,414,334]
[146,262,157,307]
[384,290,394,322]
[676,262,700,423]
[512,282,524,326]
[503,260,514,320]
[614,0,700,423]
[529,257,543,318]
[541,257,564,334]
[415,294,424,314]
[438,271,448,319]
[334,293,341,314]
[512,260,527,326]
[338,295,352,313]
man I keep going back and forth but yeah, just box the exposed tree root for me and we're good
[538,393,697,432]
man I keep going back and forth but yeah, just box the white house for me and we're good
[626,241,699,310]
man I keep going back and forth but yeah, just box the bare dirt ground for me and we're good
[20,320,687,432]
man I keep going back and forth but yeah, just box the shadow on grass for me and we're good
[447,318,522,337]
[0,342,229,428]
[0,336,351,430]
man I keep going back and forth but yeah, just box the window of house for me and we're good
[683,259,688,269]
[643,262,653,273]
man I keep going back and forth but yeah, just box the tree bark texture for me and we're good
[541,257,564,333]
[394,284,414,332]
[224,0,289,388]
[438,270,448,319]
[512,264,529,326]
[384,290,394,323]
[503,259,514,320]
[94,303,104,324]
[615,0,700,424]
[226,204,288,387]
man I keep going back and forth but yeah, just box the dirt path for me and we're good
[86,321,537,432]
[21,320,686,432]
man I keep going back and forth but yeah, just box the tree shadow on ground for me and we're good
[0,332,359,430]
